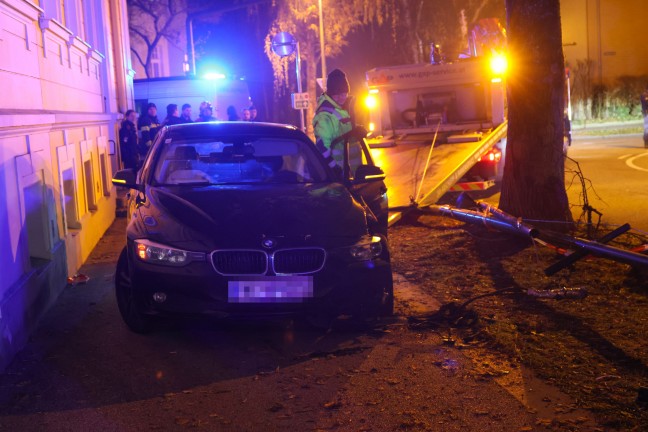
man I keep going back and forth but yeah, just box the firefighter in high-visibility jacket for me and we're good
[137,102,161,158]
[313,69,365,178]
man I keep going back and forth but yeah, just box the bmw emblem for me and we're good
[262,238,276,249]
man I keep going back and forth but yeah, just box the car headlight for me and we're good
[134,239,204,266]
[348,236,383,261]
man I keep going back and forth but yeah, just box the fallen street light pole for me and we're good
[456,192,538,237]
[397,198,646,320]
[540,230,648,269]
[544,223,631,275]
[413,198,648,270]
[422,205,538,239]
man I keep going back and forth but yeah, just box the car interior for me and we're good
[154,139,327,185]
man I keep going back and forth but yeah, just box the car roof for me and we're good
[162,121,306,141]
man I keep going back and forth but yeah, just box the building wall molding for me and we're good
[0,0,42,19]
[0,111,119,138]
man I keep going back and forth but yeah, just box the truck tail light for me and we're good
[481,148,502,163]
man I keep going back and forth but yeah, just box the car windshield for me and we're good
[151,136,329,185]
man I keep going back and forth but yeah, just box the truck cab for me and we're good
[364,55,506,141]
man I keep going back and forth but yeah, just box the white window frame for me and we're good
[16,159,53,267]
[97,135,112,197]
[56,143,81,233]
[80,139,98,212]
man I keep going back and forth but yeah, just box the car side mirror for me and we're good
[353,164,385,183]
[112,169,141,190]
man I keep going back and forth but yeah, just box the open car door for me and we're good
[344,138,389,236]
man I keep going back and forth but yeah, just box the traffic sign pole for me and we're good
[270,32,307,133]
[295,42,305,133]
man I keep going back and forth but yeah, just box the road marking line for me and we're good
[618,154,631,160]
[626,152,648,172]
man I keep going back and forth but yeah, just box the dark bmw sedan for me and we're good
[112,122,392,333]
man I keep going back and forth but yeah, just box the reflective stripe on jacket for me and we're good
[137,115,161,151]
[312,94,362,172]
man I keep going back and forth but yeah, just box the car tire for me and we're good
[379,266,395,317]
[304,311,337,330]
[377,239,394,317]
[115,247,155,334]
[356,265,394,321]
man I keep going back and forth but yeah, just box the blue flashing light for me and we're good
[204,72,226,80]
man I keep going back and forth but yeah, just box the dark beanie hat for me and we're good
[327,69,350,95]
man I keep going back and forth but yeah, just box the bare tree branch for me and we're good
[128,0,188,78]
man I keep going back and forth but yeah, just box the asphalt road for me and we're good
[565,134,648,233]
[0,219,599,431]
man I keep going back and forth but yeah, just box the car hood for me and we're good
[134,183,368,248]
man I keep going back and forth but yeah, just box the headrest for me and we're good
[173,146,198,160]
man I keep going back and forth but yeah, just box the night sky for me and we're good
[192,6,412,124]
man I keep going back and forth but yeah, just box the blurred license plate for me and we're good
[228,276,313,303]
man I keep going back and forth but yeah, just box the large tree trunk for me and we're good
[499,0,571,228]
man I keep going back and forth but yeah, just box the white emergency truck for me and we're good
[362,19,509,209]
[134,77,251,120]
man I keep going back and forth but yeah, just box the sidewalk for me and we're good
[570,119,644,141]
[571,119,643,131]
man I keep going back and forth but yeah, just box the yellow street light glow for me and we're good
[369,122,375,132]
[368,88,379,94]
[364,94,378,110]
[490,54,507,76]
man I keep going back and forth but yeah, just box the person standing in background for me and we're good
[241,108,251,121]
[226,105,239,121]
[137,102,161,158]
[119,110,139,170]
[161,104,183,127]
[196,101,217,122]
[248,105,259,122]
[180,103,193,123]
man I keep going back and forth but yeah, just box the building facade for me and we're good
[0,0,134,371]
[128,1,187,80]
[561,0,648,84]
[131,33,187,79]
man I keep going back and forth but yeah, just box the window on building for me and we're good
[151,46,162,78]
[99,152,111,196]
[23,175,52,269]
[62,167,81,230]
[61,0,85,40]
[83,158,97,211]
[83,2,97,48]
[76,1,85,41]
[40,0,64,24]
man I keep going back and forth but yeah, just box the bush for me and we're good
[591,84,607,119]
[613,75,648,116]
[569,59,646,121]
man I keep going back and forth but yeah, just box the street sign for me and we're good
[271,32,296,57]
[291,92,309,110]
